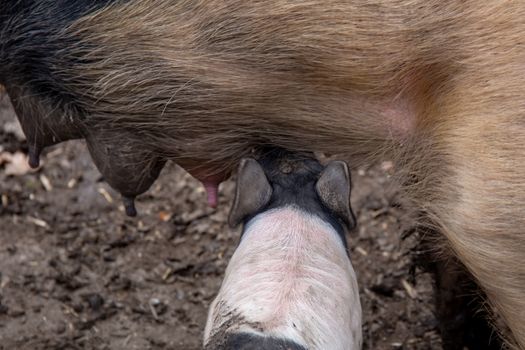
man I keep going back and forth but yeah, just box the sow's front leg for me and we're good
[205,151,361,350]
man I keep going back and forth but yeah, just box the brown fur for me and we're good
[2,0,525,348]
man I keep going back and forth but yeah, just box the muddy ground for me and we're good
[0,91,442,350]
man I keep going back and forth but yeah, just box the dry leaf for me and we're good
[27,216,50,229]
[1,151,33,176]
[97,187,113,203]
[158,211,172,222]
[40,174,53,191]
[401,279,418,299]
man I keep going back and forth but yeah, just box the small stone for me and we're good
[83,293,104,311]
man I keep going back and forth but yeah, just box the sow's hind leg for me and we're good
[421,243,505,350]
[427,86,525,349]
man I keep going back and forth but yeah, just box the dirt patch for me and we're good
[0,92,441,349]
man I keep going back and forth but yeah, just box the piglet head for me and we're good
[228,152,356,233]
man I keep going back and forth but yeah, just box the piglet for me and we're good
[205,151,362,350]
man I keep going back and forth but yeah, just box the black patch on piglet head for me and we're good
[206,332,307,350]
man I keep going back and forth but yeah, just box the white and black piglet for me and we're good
[205,150,362,350]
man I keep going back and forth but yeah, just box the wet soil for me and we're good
[0,92,442,350]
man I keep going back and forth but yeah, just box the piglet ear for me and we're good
[315,161,356,231]
[228,158,272,227]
